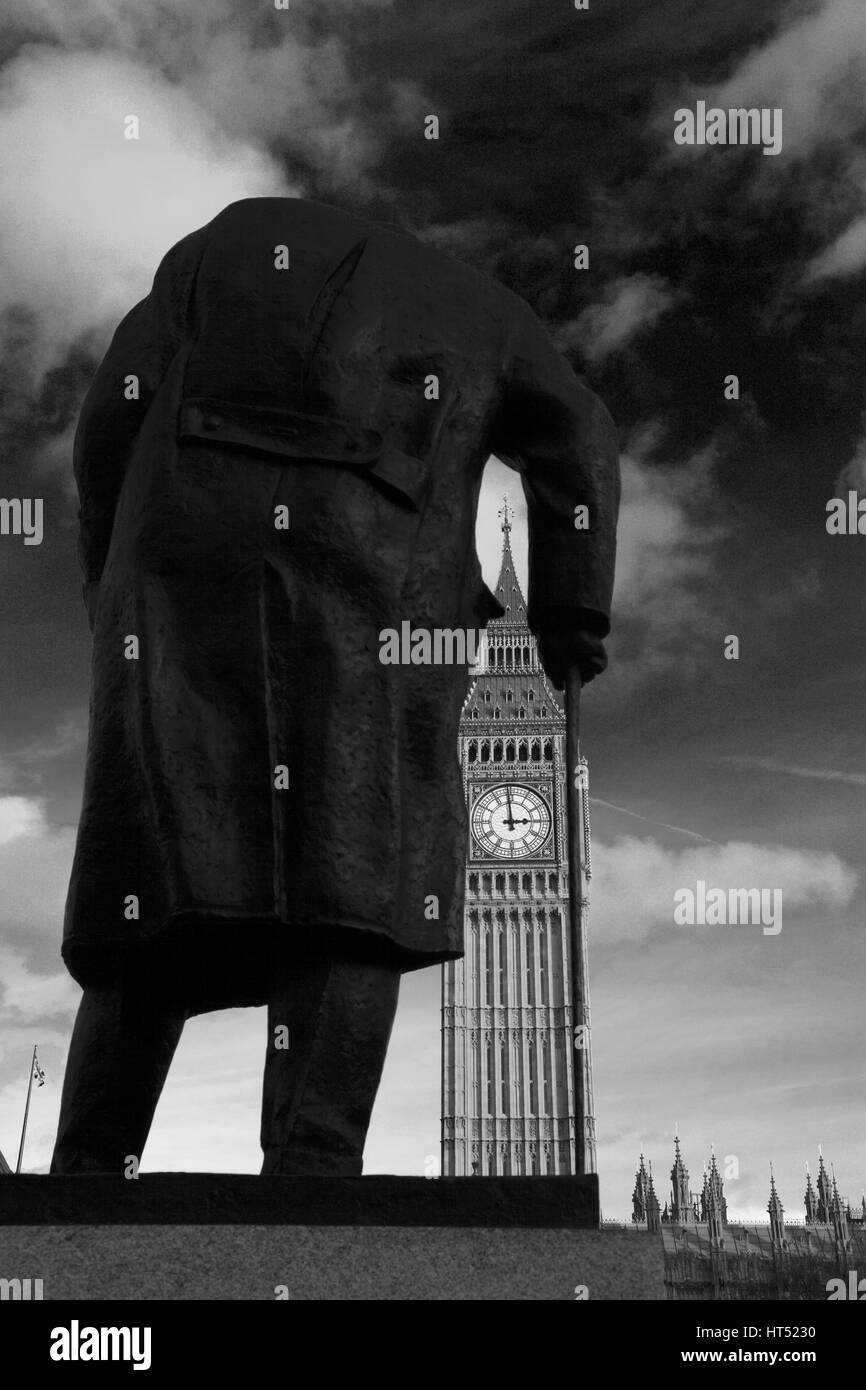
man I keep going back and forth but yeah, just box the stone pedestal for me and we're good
[0,1174,665,1300]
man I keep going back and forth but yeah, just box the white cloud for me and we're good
[836,434,866,493]
[0,797,45,845]
[725,756,866,787]
[708,0,866,159]
[556,273,679,363]
[592,834,858,943]
[0,46,288,387]
[0,796,75,933]
[0,946,78,1022]
[0,6,429,410]
[806,214,866,284]
[695,0,866,283]
[607,432,733,684]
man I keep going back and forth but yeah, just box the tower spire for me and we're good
[670,1133,692,1223]
[768,1162,786,1247]
[804,1161,819,1224]
[493,495,529,627]
[816,1148,832,1222]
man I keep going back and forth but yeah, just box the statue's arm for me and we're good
[490,300,621,684]
[73,225,211,598]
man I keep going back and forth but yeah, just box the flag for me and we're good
[32,1051,45,1087]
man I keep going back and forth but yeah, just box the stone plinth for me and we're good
[0,1174,665,1300]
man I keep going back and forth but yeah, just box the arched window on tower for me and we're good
[528,689,535,702]
[505,740,515,762]
[524,930,534,1005]
[506,689,513,702]
[541,707,548,718]
[493,707,501,720]
[486,1037,495,1115]
[543,740,553,761]
[498,927,506,1003]
[468,914,478,1002]
[500,1041,508,1111]
[484,689,492,703]
[531,740,541,762]
[528,1039,536,1114]
[518,707,527,720]
[485,932,494,1005]
[523,646,531,665]
[538,927,548,1004]
[541,1041,550,1114]
[468,741,477,762]
[480,741,489,762]
[493,740,503,762]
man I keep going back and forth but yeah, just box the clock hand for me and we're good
[505,787,515,830]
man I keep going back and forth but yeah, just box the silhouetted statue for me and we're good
[52,198,619,1176]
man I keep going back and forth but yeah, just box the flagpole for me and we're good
[15,1046,37,1175]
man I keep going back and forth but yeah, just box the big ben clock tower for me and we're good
[441,500,597,1178]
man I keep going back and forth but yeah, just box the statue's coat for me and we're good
[64,197,619,1012]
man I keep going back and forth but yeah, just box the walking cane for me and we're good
[564,666,595,1176]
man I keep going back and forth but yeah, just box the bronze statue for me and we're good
[52,197,619,1176]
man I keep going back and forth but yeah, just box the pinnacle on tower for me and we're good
[816,1148,833,1223]
[804,1162,819,1224]
[493,495,529,626]
[632,1152,651,1224]
[670,1132,693,1223]
[645,1161,661,1235]
[768,1162,786,1247]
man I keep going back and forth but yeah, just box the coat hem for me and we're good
[61,906,463,1011]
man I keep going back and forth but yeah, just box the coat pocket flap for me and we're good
[178,398,429,512]
[178,397,384,465]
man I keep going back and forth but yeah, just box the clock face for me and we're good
[471,784,552,859]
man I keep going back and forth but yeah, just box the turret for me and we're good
[631,1153,650,1224]
[704,1149,726,1248]
[830,1168,850,1251]
[646,1163,661,1235]
[816,1147,832,1223]
[669,1133,693,1223]
[804,1162,819,1224]
[768,1163,787,1248]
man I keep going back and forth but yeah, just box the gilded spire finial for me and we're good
[499,494,512,534]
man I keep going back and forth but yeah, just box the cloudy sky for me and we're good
[0,0,864,1221]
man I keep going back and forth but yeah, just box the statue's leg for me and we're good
[51,964,187,1174]
[260,942,401,1176]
